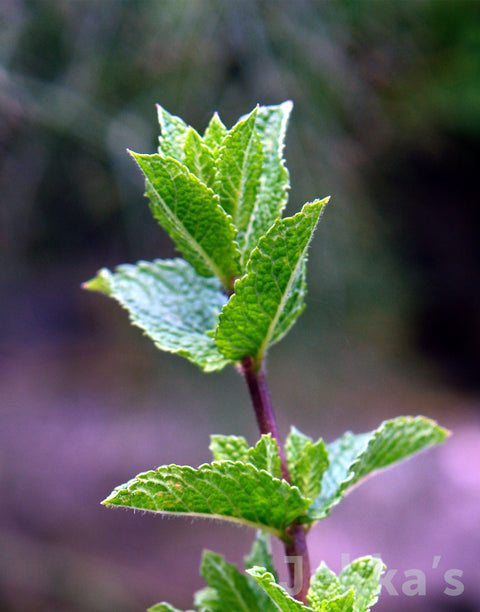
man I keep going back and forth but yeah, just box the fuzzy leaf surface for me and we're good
[247,568,312,611]
[157,104,189,161]
[103,461,310,537]
[239,101,293,266]
[285,427,329,501]
[196,551,276,612]
[84,259,229,372]
[307,416,449,521]
[131,152,240,287]
[215,199,328,364]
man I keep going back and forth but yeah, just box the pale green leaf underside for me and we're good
[84,259,229,372]
[307,416,449,521]
[131,152,240,287]
[103,461,310,537]
[239,101,293,268]
[209,434,282,479]
[247,568,312,611]
[215,199,328,364]
[285,427,329,501]
[198,551,276,612]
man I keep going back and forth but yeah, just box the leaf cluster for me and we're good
[149,544,384,612]
[103,417,448,534]
[85,103,449,611]
[85,102,328,371]
[104,417,447,610]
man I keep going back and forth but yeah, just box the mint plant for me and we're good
[84,101,448,611]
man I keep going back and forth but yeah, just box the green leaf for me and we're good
[214,107,264,235]
[197,550,276,612]
[209,434,282,479]
[308,557,383,612]
[84,259,229,372]
[244,531,277,579]
[316,592,355,612]
[306,416,449,521]
[203,112,228,157]
[215,199,328,365]
[247,568,312,611]
[285,427,329,501]
[157,104,189,161]
[184,127,216,188]
[103,460,310,538]
[130,152,240,288]
[209,434,250,462]
[148,604,184,612]
[339,557,383,611]
[247,435,282,479]
[193,585,220,611]
[239,101,293,267]
[308,563,343,607]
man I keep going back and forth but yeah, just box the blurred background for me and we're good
[1,1,479,610]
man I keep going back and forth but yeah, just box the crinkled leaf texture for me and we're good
[102,460,310,538]
[306,416,449,522]
[285,427,329,502]
[209,433,282,479]
[215,198,328,364]
[86,102,328,369]
[151,554,382,612]
[308,557,384,612]
[248,556,383,612]
[238,101,292,268]
[214,107,264,230]
[130,152,240,288]
[84,259,230,372]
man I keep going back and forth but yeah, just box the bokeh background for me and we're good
[1,1,479,610]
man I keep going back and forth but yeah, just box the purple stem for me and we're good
[240,356,311,604]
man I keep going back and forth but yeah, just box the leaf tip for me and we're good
[82,269,112,295]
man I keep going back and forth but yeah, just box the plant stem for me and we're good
[240,356,311,604]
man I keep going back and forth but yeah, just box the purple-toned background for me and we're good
[1,2,479,610]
